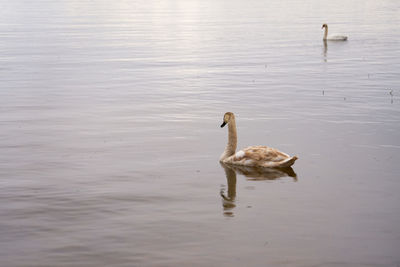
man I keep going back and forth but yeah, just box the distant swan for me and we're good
[322,24,347,41]
[220,112,298,168]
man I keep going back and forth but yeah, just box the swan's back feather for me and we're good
[225,146,297,167]
[327,35,348,41]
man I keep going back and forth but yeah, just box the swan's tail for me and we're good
[279,156,298,167]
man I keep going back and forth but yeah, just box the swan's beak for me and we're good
[221,122,227,128]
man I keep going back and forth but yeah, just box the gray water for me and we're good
[1,0,400,266]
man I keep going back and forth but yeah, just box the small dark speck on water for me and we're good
[247,205,252,208]
[389,89,393,96]
[344,97,346,101]
[264,241,269,246]
[322,90,325,96]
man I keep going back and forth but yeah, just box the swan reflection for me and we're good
[323,40,328,60]
[220,164,237,217]
[220,163,297,217]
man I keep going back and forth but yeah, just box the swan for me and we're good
[322,24,347,41]
[219,112,298,168]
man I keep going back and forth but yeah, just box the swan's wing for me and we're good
[232,146,290,164]
[245,146,289,162]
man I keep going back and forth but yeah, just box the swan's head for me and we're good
[221,112,234,128]
[321,24,328,29]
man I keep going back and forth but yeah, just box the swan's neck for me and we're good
[323,26,328,40]
[220,118,237,161]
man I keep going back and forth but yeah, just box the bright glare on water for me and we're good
[0,0,399,266]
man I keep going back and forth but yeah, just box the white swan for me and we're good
[220,112,298,168]
[322,24,347,41]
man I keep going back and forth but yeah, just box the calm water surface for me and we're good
[1,0,400,266]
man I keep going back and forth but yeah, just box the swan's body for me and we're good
[219,112,298,168]
[322,24,347,41]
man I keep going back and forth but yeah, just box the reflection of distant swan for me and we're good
[220,112,298,168]
[323,39,328,58]
[220,163,297,217]
[322,24,348,41]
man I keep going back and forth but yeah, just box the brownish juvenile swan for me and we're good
[220,112,298,168]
